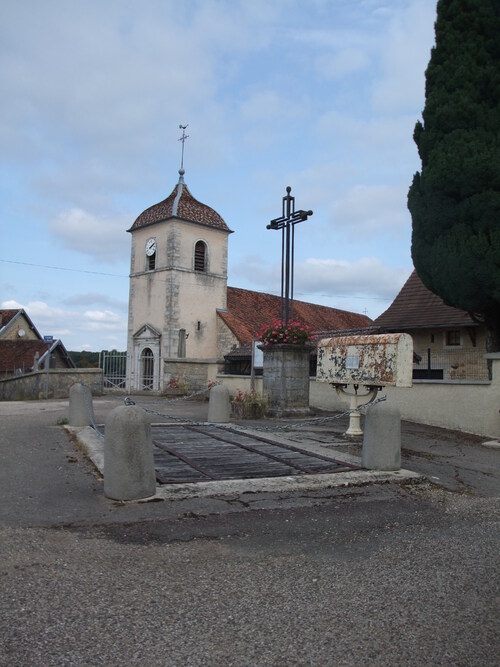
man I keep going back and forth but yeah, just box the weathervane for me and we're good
[178,124,189,170]
[267,187,313,324]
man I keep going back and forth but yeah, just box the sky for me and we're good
[0,0,438,351]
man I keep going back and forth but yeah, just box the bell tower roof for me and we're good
[128,169,231,233]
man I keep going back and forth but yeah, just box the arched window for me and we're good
[194,241,207,272]
[141,347,154,390]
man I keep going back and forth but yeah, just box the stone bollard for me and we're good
[362,401,401,470]
[104,405,156,500]
[69,382,95,427]
[208,384,230,423]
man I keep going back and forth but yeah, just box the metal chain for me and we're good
[78,381,105,438]
[79,381,218,438]
[77,379,386,437]
[123,394,387,433]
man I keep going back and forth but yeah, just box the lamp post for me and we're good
[267,187,313,324]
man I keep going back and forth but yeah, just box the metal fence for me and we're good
[100,351,127,389]
[413,348,490,382]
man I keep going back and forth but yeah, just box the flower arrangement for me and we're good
[232,388,268,419]
[256,320,312,346]
[166,375,189,393]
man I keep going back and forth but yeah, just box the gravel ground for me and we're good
[1,397,499,666]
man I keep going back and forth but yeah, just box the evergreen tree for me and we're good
[408,0,500,350]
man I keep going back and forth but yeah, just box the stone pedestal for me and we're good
[208,384,230,423]
[69,382,95,427]
[262,344,312,417]
[362,401,401,470]
[104,405,156,500]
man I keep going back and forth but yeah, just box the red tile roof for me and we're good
[0,340,48,373]
[0,309,20,330]
[0,308,42,339]
[219,287,373,345]
[129,172,231,233]
[0,340,75,373]
[374,270,476,330]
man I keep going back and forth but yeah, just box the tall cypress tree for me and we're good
[408,0,500,350]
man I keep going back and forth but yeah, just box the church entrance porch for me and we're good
[129,324,161,392]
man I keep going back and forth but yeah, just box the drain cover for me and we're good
[152,425,359,484]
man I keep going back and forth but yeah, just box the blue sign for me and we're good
[43,335,54,343]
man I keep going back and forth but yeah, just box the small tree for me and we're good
[408,0,500,350]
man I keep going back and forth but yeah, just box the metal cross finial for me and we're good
[178,124,189,170]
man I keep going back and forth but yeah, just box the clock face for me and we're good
[145,238,157,256]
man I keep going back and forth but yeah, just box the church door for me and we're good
[141,347,155,390]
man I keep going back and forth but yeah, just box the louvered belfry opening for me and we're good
[194,241,206,272]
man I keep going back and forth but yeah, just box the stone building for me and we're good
[0,308,75,377]
[126,169,372,392]
[373,270,489,381]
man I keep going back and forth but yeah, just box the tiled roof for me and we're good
[0,340,48,372]
[0,309,20,330]
[218,287,373,345]
[0,340,75,372]
[374,270,476,330]
[0,308,42,339]
[129,171,231,233]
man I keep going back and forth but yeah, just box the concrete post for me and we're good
[69,382,95,427]
[208,384,230,423]
[104,405,156,500]
[362,401,401,470]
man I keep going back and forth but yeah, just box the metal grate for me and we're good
[152,425,359,484]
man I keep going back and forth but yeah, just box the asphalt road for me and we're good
[1,397,499,666]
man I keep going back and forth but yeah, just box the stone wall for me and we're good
[0,369,103,401]
[216,374,263,398]
[311,353,500,439]
[163,359,220,393]
[216,317,240,360]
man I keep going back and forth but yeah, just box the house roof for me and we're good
[374,270,477,331]
[218,287,373,346]
[0,310,18,329]
[0,339,75,372]
[0,309,42,339]
[128,170,231,233]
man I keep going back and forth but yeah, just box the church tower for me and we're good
[126,162,232,392]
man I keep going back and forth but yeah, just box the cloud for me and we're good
[371,0,436,113]
[330,183,409,234]
[315,110,418,164]
[294,257,408,300]
[49,209,131,261]
[1,298,127,349]
[63,293,127,310]
[83,310,122,330]
[231,255,409,301]
[316,48,370,79]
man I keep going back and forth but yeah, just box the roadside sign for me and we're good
[43,335,54,344]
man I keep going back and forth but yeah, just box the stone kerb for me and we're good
[261,343,312,417]
[104,405,156,501]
